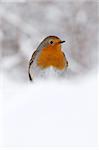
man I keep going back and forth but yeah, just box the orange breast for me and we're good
[37,46,66,70]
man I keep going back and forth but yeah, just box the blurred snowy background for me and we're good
[0,0,98,82]
[0,0,98,146]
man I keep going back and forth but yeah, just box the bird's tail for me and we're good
[28,62,33,81]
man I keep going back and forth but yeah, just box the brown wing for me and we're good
[62,52,68,68]
[28,50,39,81]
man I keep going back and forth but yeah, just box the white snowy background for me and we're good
[0,0,98,146]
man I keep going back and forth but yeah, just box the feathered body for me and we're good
[28,36,68,81]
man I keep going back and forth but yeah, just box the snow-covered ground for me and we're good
[0,72,97,146]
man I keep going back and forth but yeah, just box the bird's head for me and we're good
[38,36,65,51]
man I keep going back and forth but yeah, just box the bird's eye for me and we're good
[49,40,54,44]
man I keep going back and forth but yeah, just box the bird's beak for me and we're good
[59,40,65,44]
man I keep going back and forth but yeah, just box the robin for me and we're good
[28,35,68,81]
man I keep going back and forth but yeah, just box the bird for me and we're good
[28,35,68,81]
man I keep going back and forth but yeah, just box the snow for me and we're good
[0,73,97,146]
